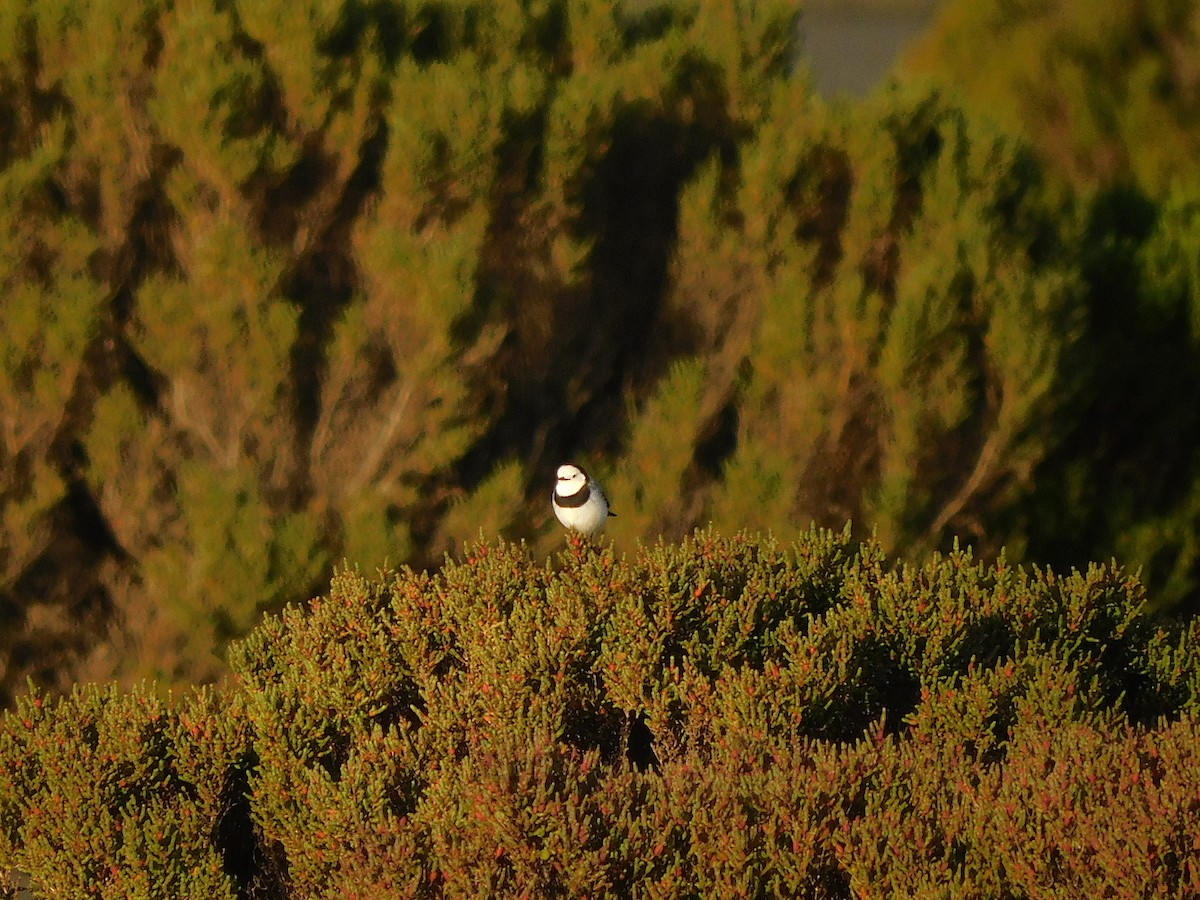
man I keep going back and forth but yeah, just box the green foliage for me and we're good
[4,532,1197,895]
[0,21,107,701]
[0,682,251,898]
[0,0,815,697]
[900,1,1200,611]
[4,0,1200,707]
[628,85,1079,563]
[608,358,713,540]
[902,0,1200,196]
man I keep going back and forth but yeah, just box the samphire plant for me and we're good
[3,528,1198,897]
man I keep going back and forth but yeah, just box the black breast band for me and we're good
[554,484,591,508]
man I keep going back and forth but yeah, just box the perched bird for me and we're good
[552,464,616,536]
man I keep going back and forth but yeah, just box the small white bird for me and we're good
[552,463,616,536]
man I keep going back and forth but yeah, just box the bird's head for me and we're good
[555,463,588,496]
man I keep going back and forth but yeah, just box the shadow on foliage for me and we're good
[216,753,289,900]
[1033,183,1200,615]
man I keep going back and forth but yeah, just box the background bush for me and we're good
[904,0,1200,619]
[3,531,1198,896]
[2,0,1200,705]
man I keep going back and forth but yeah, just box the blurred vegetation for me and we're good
[903,0,1200,195]
[0,0,1199,704]
[901,0,1200,615]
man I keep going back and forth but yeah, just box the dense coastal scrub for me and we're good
[3,531,1198,895]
